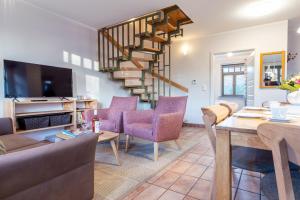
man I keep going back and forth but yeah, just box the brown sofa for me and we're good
[0,118,98,200]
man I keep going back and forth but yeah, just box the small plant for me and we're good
[279,74,300,92]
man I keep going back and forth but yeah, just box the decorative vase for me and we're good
[287,89,300,104]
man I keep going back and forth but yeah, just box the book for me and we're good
[56,133,73,140]
[56,130,91,140]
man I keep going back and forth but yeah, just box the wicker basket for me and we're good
[49,114,71,126]
[18,116,49,130]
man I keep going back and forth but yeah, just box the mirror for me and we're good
[260,51,285,88]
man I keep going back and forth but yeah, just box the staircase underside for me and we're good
[97,5,192,106]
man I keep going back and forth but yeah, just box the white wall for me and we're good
[171,21,288,124]
[288,17,300,76]
[0,0,130,114]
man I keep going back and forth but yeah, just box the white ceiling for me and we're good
[24,0,300,37]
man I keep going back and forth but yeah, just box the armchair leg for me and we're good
[116,134,120,150]
[125,135,130,153]
[154,142,159,161]
[175,140,181,150]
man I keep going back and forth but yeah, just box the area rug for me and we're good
[92,127,206,200]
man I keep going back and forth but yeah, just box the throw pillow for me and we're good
[0,140,6,155]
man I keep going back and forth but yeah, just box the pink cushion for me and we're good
[126,123,153,141]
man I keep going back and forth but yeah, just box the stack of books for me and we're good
[56,130,87,140]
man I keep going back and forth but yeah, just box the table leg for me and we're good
[110,139,120,165]
[216,129,232,200]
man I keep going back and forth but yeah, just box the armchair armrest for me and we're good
[106,109,124,132]
[153,112,184,142]
[123,110,154,125]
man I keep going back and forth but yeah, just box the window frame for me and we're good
[221,63,246,97]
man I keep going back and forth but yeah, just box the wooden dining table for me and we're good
[215,108,300,200]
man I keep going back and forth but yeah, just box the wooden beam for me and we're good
[101,31,189,93]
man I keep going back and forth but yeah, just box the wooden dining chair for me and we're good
[201,104,231,154]
[201,104,231,199]
[219,102,239,116]
[258,123,300,200]
[215,100,239,115]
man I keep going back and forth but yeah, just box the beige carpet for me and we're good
[93,127,206,200]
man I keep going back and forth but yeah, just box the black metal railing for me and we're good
[97,7,186,105]
[98,11,163,70]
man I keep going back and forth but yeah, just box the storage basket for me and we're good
[18,116,49,130]
[49,114,71,126]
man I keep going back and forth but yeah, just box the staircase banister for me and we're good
[98,11,163,30]
[101,31,188,93]
[151,72,188,93]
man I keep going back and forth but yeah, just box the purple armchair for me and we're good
[123,96,188,161]
[84,96,138,134]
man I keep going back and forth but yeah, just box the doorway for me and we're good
[211,49,255,109]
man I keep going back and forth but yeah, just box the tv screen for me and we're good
[4,60,73,98]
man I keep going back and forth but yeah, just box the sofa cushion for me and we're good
[0,140,6,155]
[0,134,41,152]
[0,134,98,200]
[7,141,50,153]
[126,123,153,141]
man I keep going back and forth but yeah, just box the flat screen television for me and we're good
[4,60,73,98]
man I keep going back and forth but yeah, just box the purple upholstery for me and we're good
[84,96,138,133]
[124,96,187,142]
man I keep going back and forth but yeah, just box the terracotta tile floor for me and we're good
[122,141,266,200]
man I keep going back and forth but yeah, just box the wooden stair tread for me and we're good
[113,71,142,79]
[161,5,193,26]
[123,45,160,54]
[120,67,142,71]
[147,19,176,33]
[148,35,167,43]
[109,56,155,63]
[125,45,161,54]
[132,88,146,94]
[141,47,160,53]
[136,32,167,43]
[155,22,176,33]
[124,77,141,80]
[132,57,155,62]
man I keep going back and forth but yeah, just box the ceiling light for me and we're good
[181,43,190,56]
[297,27,300,34]
[227,52,233,57]
[239,0,284,18]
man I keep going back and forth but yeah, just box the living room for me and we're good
[1,0,300,200]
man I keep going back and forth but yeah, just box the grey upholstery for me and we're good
[0,133,98,200]
[0,118,13,136]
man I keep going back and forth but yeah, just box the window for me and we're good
[222,64,246,96]
[83,58,92,69]
[71,54,81,66]
[63,51,69,63]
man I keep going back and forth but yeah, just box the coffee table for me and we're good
[97,131,120,165]
[46,130,120,165]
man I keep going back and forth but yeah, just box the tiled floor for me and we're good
[93,127,206,200]
[122,137,266,200]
